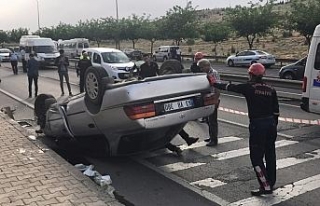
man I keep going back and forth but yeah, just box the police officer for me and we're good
[77,51,92,93]
[213,63,279,196]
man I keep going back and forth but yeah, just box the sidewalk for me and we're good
[0,112,123,206]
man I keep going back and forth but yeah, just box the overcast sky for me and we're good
[1,0,257,32]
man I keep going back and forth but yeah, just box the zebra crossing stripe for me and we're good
[190,178,226,189]
[159,162,206,173]
[179,136,242,151]
[159,140,298,173]
[191,149,320,190]
[276,149,320,169]
[228,173,320,206]
[139,136,242,159]
[211,140,298,161]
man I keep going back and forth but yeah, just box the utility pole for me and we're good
[115,0,120,49]
[36,0,40,34]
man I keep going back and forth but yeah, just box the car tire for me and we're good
[34,94,57,129]
[283,72,295,80]
[159,59,184,75]
[228,60,234,67]
[84,66,111,106]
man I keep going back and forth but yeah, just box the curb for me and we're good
[0,111,123,206]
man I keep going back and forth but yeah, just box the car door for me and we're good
[92,52,102,67]
[242,51,256,65]
[234,51,247,66]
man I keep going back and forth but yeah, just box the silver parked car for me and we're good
[35,65,216,156]
[226,50,276,68]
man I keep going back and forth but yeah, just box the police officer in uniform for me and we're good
[213,63,279,196]
[77,51,92,93]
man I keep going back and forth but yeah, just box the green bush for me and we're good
[188,47,192,53]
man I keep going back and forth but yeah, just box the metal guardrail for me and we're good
[180,54,299,67]
[68,58,302,98]
[219,73,302,90]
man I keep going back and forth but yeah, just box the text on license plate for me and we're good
[164,99,194,112]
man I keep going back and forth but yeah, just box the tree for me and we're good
[288,0,320,46]
[140,18,163,53]
[8,28,29,42]
[200,22,230,55]
[225,0,278,49]
[0,31,8,45]
[123,15,146,49]
[163,1,199,45]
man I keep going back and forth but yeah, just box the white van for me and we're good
[86,47,135,82]
[20,37,60,68]
[58,38,90,58]
[301,24,320,114]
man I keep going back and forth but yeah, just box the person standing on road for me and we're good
[138,54,159,79]
[26,53,39,98]
[197,59,221,146]
[21,48,27,73]
[190,52,205,73]
[77,51,92,93]
[10,52,18,75]
[55,49,73,96]
[213,63,279,196]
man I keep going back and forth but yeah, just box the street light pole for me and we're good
[36,0,40,34]
[115,0,120,49]
[115,0,119,20]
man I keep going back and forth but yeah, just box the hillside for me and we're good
[100,1,308,59]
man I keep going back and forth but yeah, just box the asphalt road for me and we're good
[1,63,320,206]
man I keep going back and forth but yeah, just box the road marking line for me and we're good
[139,136,242,159]
[191,178,226,189]
[180,136,242,151]
[159,140,298,173]
[211,140,298,161]
[277,149,320,169]
[159,162,206,173]
[228,174,320,206]
[190,149,320,190]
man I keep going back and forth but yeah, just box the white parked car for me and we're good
[153,46,181,62]
[0,48,12,62]
[226,50,276,68]
[86,48,135,82]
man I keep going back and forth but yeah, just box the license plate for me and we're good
[163,99,194,112]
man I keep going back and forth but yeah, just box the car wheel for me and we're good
[228,60,234,67]
[84,66,110,105]
[159,59,184,75]
[283,72,295,80]
[34,94,57,129]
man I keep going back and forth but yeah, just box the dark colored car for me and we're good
[279,56,307,80]
[123,48,143,60]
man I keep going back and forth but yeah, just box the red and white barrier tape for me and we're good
[218,107,320,125]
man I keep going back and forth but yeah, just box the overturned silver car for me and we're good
[35,63,216,156]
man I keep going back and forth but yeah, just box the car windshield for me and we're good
[33,46,57,53]
[0,49,11,53]
[101,52,130,63]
